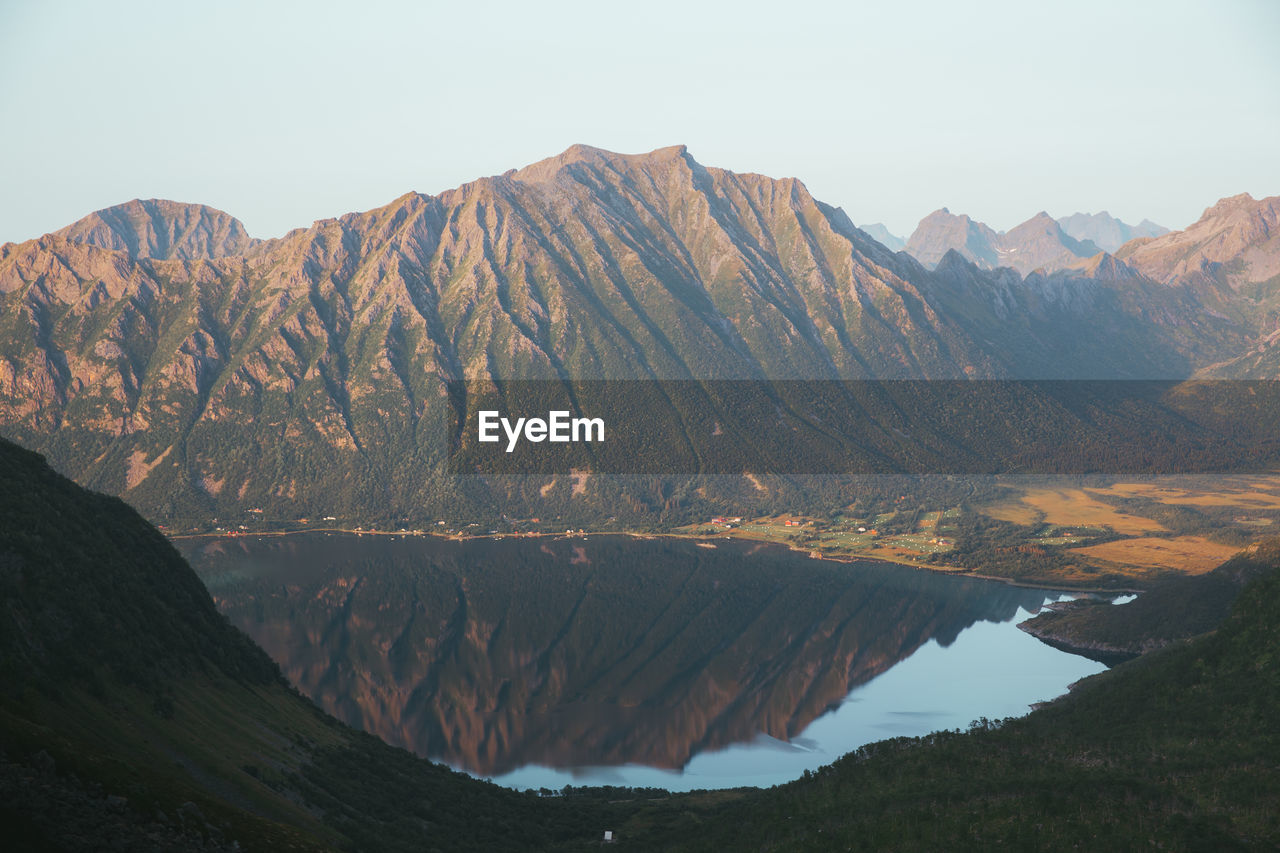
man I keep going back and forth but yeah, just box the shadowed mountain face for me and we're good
[0,146,1274,524]
[0,435,641,852]
[182,533,1051,776]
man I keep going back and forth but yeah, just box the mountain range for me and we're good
[1057,211,1168,253]
[862,211,1168,265]
[0,145,1277,523]
[901,209,1170,273]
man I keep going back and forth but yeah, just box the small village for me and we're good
[680,508,960,567]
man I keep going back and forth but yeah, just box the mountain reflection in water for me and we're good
[183,534,1057,777]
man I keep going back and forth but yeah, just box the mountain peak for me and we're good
[510,143,692,185]
[1199,192,1259,222]
[53,198,256,260]
[1124,192,1279,285]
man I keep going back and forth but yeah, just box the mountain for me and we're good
[903,208,1002,269]
[856,222,905,252]
[904,209,1103,276]
[1057,211,1168,253]
[0,436,618,851]
[1118,192,1280,287]
[1001,211,1105,275]
[0,146,1268,525]
[48,199,259,260]
[1112,193,1280,379]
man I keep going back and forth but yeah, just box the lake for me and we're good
[180,533,1106,792]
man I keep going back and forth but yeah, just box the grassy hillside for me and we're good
[0,437,630,851]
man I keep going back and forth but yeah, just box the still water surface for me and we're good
[181,533,1105,791]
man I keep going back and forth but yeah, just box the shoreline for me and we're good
[170,525,1142,595]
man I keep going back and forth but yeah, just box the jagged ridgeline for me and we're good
[1,146,1277,523]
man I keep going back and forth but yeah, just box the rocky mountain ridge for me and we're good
[0,146,1276,522]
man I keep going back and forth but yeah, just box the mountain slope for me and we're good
[1113,193,1280,378]
[903,208,1002,269]
[0,436,619,851]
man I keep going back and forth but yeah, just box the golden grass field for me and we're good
[982,487,1166,535]
[1068,535,1241,574]
[1086,481,1280,510]
[676,476,1280,584]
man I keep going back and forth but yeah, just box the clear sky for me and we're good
[2,0,1277,243]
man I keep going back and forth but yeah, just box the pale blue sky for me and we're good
[2,0,1277,243]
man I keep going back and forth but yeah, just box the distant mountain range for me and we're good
[888,209,1169,274]
[904,209,1098,276]
[1057,211,1168,253]
[1,145,1277,523]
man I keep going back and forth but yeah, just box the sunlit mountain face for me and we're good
[4,146,1276,529]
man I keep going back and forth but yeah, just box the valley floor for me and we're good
[169,472,1280,591]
